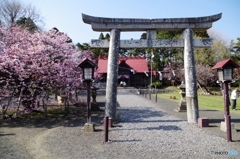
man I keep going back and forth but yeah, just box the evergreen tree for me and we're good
[99,33,104,40]
[16,17,38,32]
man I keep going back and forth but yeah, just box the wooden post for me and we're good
[155,93,157,102]
[223,81,232,142]
[104,116,109,143]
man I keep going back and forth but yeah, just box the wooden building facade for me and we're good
[95,57,151,87]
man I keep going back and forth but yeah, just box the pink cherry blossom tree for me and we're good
[0,25,94,118]
[172,64,217,94]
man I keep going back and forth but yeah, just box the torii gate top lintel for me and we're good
[82,13,222,32]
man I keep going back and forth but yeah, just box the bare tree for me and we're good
[0,0,23,25]
[0,0,44,28]
[208,29,231,45]
[24,3,44,28]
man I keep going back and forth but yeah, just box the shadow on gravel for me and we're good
[148,125,182,131]
[200,109,219,112]
[113,125,182,131]
[110,139,142,142]
[0,106,105,129]
[209,118,240,124]
[119,107,173,123]
[0,133,15,137]
[207,125,218,128]
[120,119,185,123]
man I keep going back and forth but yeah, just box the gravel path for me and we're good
[109,92,240,158]
[1,90,240,159]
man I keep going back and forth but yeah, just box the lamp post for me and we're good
[79,58,96,132]
[212,59,239,142]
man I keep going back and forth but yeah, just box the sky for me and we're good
[21,0,240,44]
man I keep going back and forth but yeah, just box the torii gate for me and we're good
[82,13,222,123]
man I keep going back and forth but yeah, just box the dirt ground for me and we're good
[0,103,106,159]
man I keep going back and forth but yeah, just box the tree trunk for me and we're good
[14,87,24,118]
[75,90,78,101]
[55,88,58,101]
[1,90,15,119]
[197,80,212,95]
[2,105,8,119]
[42,98,47,118]
[66,93,70,114]
[64,93,70,114]
[42,92,49,118]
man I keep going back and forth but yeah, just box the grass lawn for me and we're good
[158,87,240,115]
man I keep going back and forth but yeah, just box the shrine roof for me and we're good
[96,57,149,73]
[212,59,239,69]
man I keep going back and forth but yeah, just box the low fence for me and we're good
[77,87,176,96]
[126,88,175,94]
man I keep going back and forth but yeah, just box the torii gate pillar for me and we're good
[105,29,120,119]
[183,29,199,123]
